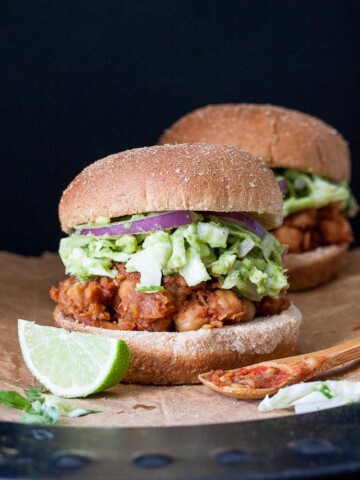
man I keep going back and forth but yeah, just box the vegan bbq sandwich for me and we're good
[50,144,302,384]
[159,105,358,290]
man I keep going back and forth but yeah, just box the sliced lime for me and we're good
[18,319,130,398]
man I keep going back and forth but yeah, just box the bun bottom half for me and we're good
[285,244,348,291]
[54,304,302,385]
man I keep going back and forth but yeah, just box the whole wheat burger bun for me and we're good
[54,304,302,385]
[59,143,284,232]
[284,244,348,291]
[158,104,351,182]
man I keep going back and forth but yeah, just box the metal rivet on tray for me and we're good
[134,454,173,468]
[31,429,54,441]
[51,453,90,469]
[214,449,251,465]
[288,438,337,456]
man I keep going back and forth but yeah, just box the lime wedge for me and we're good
[18,319,130,398]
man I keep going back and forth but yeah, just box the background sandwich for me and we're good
[159,104,358,290]
[50,143,301,384]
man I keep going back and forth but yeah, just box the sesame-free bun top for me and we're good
[59,143,283,232]
[159,104,351,182]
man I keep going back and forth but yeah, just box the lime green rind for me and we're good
[18,320,130,398]
[91,341,130,395]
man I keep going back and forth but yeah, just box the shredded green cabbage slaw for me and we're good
[275,169,358,217]
[259,380,360,414]
[59,214,288,300]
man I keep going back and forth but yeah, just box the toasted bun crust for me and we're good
[159,104,351,182]
[54,304,302,385]
[59,144,283,232]
[285,244,348,291]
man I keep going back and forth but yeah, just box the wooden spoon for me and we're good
[198,336,360,400]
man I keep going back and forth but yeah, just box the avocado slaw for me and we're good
[275,169,358,217]
[59,214,288,301]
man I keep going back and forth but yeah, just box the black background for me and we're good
[1,0,359,255]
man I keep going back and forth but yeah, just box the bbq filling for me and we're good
[273,169,358,253]
[50,212,291,332]
[209,365,290,390]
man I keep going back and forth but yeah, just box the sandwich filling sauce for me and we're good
[50,213,291,332]
[50,264,290,332]
[209,365,291,390]
[273,202,353,254]
[273,169,357,254]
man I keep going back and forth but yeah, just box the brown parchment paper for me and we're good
[1,250,360,427]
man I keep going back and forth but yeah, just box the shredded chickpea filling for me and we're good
[209,366,290,389]
[50,263,290,332]
[273,203,353,254]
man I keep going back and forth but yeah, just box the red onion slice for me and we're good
[206,211,267,238]
[277,179,288,194]
[77,211,194,236]
[76,209,268,239]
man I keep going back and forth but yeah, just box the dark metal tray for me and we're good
[1,402,359,479]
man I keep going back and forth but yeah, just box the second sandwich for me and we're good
[159,104,358,290]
